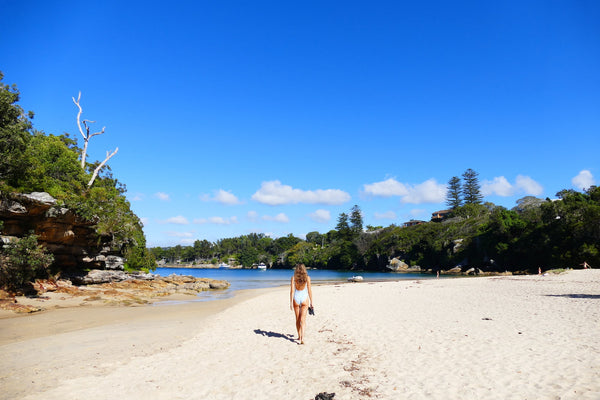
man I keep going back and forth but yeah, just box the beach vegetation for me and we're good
[0,232,54,293]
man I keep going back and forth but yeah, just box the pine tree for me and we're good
[462,168,483,204]
[446,176,462,209]
[335,212,351,240]
[349,205,363,235]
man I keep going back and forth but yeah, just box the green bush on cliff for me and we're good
[0,232,54,293]
[0,74,33,187]
[19,133,88,198]
[0,72,155,272]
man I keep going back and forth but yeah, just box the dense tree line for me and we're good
[0,72,155,283]
[150,233,302,267]
[153,186,600,273]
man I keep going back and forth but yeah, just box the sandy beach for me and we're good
[1,270,599,400]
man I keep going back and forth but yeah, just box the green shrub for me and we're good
[0,233,54,293]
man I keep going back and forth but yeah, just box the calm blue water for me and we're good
[155,267,432,302]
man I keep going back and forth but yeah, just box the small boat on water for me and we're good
[218,263,230,269]
[257,263,267,270]
[348,276,363,282]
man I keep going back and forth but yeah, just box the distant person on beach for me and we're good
[581,261,591,269]
[290,263,313,344]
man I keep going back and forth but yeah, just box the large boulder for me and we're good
[209,280,230,289]
[71,269,160,285]
[387,258,410,271]
[74,269,129,284]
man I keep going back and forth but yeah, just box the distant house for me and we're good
[431,209,452,222]
[403,219,426,228]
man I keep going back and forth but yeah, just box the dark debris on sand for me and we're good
[314,393,335,400]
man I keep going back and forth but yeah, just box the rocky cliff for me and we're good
[0,191,124,272]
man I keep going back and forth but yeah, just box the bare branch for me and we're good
[83,119,105,138]
[73,92,89,168]
[90,126,106,139]
[72,92,85,140]
[73,92,119,185]
[87,147,119,187]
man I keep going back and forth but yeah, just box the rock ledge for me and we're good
[0,272,231,313]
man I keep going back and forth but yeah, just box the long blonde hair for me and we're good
[294,263,308,285]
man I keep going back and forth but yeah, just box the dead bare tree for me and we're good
[72,92,118,187]
[88,148,119,187]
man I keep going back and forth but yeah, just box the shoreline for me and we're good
[0,268,578,323]
[0,286,270,345]
[2,270,599,399]
[159,263,245,269]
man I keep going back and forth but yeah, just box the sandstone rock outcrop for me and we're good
[387,258,409,271]
[0,191,123,272]
[387,258,422,272]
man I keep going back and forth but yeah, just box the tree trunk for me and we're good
[72,92,107,171]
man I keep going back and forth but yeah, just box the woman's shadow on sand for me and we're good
[254,329,296,343]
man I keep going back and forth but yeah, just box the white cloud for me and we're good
[251,180,351,206]
[160,215,189,225]
[363,178,446,204]
[374,211,397,220]
[401,179,447,204]
[572,170,595,190]
[193,216,239,225]
[515,175,543,196]
[309,209,331,223]
[165,231,193,238]
[482,175,543,197]
[363,178,408,197]
[481,176,513,197]
[262,213,290,223]
[154,192,170,201]
[200,189,242,205]
[140,217,149,226]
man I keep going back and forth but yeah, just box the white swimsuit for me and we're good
[294,285,308,305]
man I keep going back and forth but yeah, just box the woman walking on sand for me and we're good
[290,263,313,344]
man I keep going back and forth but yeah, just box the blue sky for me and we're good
[2,1,599,247]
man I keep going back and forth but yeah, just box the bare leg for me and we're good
[298,302,309,344]
[293,302,301,341]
